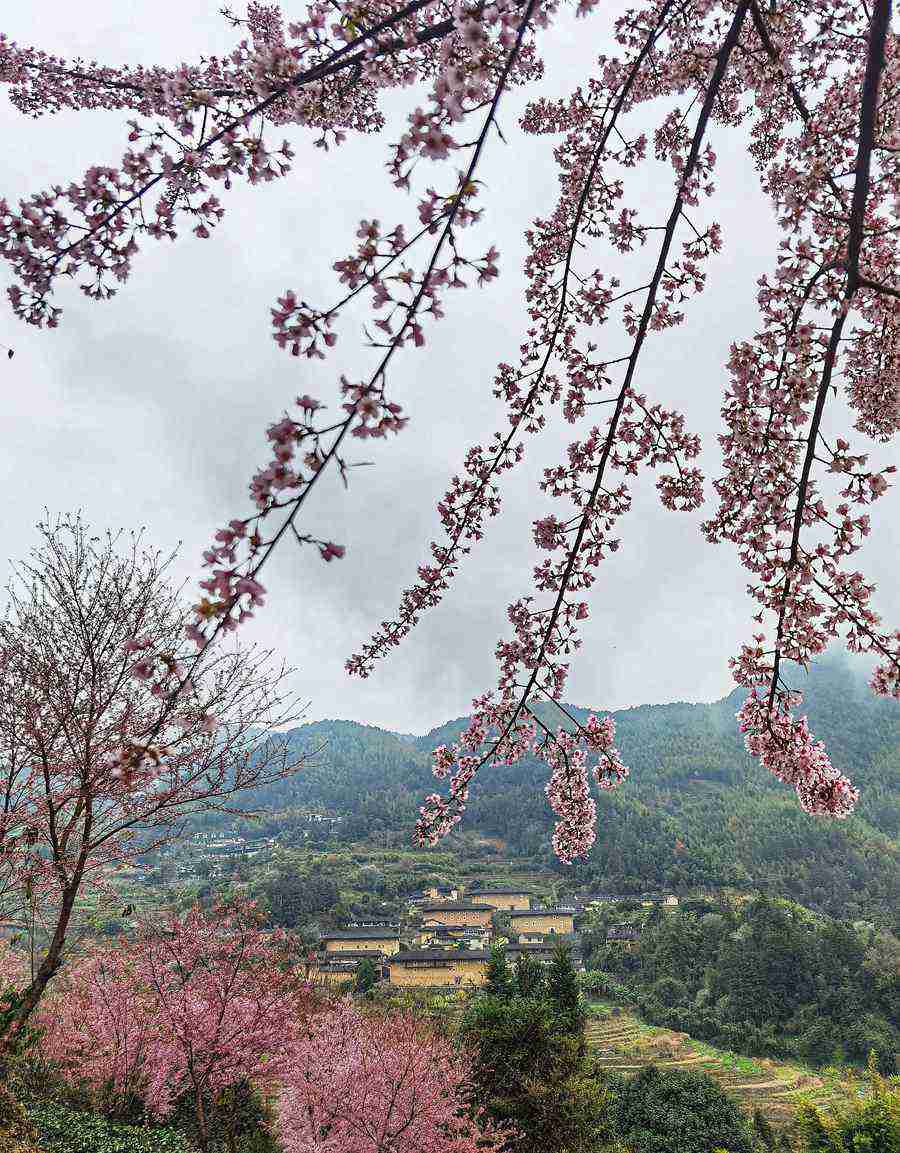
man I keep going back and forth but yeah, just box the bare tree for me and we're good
[0,513,302,1043]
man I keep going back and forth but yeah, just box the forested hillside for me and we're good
[236,656,899,927]
[584,896,899,1071]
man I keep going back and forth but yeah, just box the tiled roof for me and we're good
[469,886,533,895]
[420,902,494,913]
[508,908,574,918]
[320,928,400,940]
[314,949,385,959]
[391,949,491,962]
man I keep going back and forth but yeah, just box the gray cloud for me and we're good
[2,0,897,734]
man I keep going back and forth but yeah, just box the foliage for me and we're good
[354,957,380,996]
[460,964,615,1153]
[795,1062,900,1153]
[547,944,584,1038]
[261,861,341,928]
[612,1065,755,1153]
[25,1101,188,1153]
[589,896,899,1071]
[36,903,310,1152]
[484,946,515,998]
[0,515,300,1043]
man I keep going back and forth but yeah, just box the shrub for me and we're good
[613,1065,755,1153]
[26,1101,188,1153]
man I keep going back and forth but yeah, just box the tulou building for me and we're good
[420,901,495,929]
[307,950,385,985]
[414,923,491,950]
[387,949,490,988]
[320,927,401,955]
[467,885,533,911]
[507,908,576,937]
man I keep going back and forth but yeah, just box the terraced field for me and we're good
[585,1005,863,1127]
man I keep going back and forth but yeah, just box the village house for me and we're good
[420,901,494,929]
[388,949,490,988]
[405,884,460,909]
[414,923,491,950]
[606,925,641,952]
[306,951,385,986]
[505,938,584,968]
[468,885,533,912]
[507,908,575,936]
[320,927,401,956]
[582,893,632,907]
[639,892,679,908]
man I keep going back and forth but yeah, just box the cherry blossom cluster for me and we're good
[38,929,506,1153]
[0,0,548,327]
[178,385,405,659]
[409,2,745,851]
[372,0,899,847]
[37,903,309,1122]
[703,2,899,811]
[348,0,703,676]
[277,1000,508,1152]
[173,0,546,671]
[737,687,858,818]
[272,186,496,365]
[416,696,626,863]
[543,715,627,861]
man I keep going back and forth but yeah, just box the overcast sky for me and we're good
[2,2,898,735]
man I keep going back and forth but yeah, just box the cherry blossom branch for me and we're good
[36,0,448,271]
[415,0,750,860]
[347,0,681,675]
[122,0,542,759]
[767,0,893,709]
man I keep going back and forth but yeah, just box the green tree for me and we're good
[354,958,379,996]
[263,863,339,928]
[613,1065,754,1153]
[459,994,614,1153]
[485,946,514,997]
[514,953,545,999]
[547,943,584,1039]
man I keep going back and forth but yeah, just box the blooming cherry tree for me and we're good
[277,999,508,1153]
[38,903,311,1152]
[1,0,898,860]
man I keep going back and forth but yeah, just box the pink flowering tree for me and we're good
[277,998,508,1153]
[38,903,311,1152]
[0,515,303,1046]
[1,0,898,859]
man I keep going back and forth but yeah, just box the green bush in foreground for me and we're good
[27,1101,189,1153]
[613,1065,755,1153]
[795,1060,900,1153]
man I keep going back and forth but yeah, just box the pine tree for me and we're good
[514,953,545,999]
[484,946,514,998]
[355,957,379,996]
[547,943,584,1041]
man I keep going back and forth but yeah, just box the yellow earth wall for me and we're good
[469,894,531,911]
[324,938,400,955]
[422,908,492,928]
[508,913,574,935]
[389,959,488,988]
